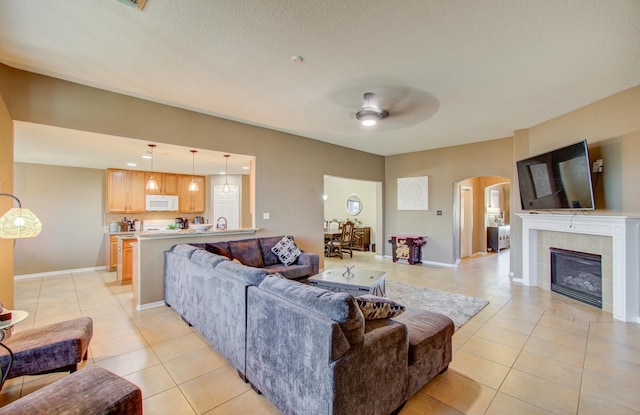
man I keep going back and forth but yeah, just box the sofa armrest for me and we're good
[331,319,409,415]
[296,252,319,275]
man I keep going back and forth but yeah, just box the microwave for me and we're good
[145,195,179,211]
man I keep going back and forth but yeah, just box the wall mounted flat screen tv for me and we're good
[516,140,595,210]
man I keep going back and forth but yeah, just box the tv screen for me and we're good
[516,140,595,210]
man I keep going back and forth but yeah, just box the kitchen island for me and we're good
[131,228,258,309]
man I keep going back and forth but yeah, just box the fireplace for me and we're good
[550,248,602,308]
[517,213,640,322]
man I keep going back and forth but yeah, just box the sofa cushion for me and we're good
[259,236,286,266]
[190,249,229,268]
[270,236,302,266]
[356,295,406,320]
[217,260,268,286]
[170,244,199,258]
[259,276,364,345]
[204,241,232,259]
[263,264,311,280]
[392,307,454,364]
[228,239,264,268]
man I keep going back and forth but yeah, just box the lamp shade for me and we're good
[0,207,42,238]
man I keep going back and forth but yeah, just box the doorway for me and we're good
[453,176,511,263]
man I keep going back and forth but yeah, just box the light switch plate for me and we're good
[263,212,270,220]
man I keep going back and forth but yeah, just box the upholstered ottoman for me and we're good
[1,317,93,379]
[0,366,142,414]
[393,307,455,397]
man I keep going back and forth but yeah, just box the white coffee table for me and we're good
[308,267,387,297]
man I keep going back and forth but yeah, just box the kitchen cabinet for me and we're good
[178,175,205,213]
[107,169,146,213]
[145,172,179,195]
[117,237,136,284]
[108,235,118,271]
[353,227,371,251]
[487,225,510,253]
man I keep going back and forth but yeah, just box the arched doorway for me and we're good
[453,176,510,263]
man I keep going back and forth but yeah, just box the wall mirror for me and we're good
[346,194,362,215]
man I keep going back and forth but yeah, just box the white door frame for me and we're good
[460,185,473,259]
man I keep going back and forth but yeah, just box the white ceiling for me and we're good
[1,0,639,166]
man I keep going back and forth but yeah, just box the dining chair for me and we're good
[338,221,355,259]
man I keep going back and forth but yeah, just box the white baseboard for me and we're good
[382,255,455,268]
[136,301,165,311]
[14,266,107,280]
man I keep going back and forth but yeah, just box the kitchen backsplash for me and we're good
[105,211,210,232]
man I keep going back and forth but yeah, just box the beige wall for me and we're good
[14,163,106,275]
[0,80,14,307]
[0,64,385,274]
[385,137,514,264]
[510,84,640,278]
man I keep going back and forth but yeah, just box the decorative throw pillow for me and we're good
[355,295,406,320]
[271,236,302,266]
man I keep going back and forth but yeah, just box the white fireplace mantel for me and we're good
[517,213,640,322]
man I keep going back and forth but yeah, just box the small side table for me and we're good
[389,235,426,265]
[0,309,29,390]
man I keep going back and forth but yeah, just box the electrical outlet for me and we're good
[592,159,603,173]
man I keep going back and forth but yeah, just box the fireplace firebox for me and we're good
[550,247,602,308]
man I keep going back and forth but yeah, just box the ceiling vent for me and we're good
[117,0,147,11]
[356,92,389,127]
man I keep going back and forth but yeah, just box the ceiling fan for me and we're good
[355,92,389,127]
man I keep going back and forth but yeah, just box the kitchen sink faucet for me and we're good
[216,217,227,230]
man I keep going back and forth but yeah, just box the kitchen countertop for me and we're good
[107,228,259,240]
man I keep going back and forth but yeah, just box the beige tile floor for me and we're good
[2,251,639,414]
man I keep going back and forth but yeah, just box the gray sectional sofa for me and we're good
[191,235,319,281]
[164,243,454,415]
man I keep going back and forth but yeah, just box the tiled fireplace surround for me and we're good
[517,213,640,323]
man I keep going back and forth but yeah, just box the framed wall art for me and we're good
[397,176,428,210]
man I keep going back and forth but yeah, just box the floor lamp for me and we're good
[0,193,42,239]
[0,193,42,388]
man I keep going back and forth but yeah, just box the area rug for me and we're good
[386,281,489,330]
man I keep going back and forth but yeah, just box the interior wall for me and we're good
[0,64,385,269]
[0,82,14,307]
[385,136,514,264]
[13,163,105,275]
[323,176,378,243]
[510,84,640,279]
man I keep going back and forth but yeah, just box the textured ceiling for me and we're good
[1,0,639,165]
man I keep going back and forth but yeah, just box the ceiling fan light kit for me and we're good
[356,92,388,127]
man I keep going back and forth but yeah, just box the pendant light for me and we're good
[188,150,199,192]
[223,154,230,193]
[146,144,159,190]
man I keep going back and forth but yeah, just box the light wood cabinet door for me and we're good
[145,172,179,195]
[107,169,146,212]
[107,169,128,212]
[162,174,179,195]
[117,238,135,284]
[127,170,146,212]
[109,235,118,271]
[178,175,205,212]
[122,239,133,283]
